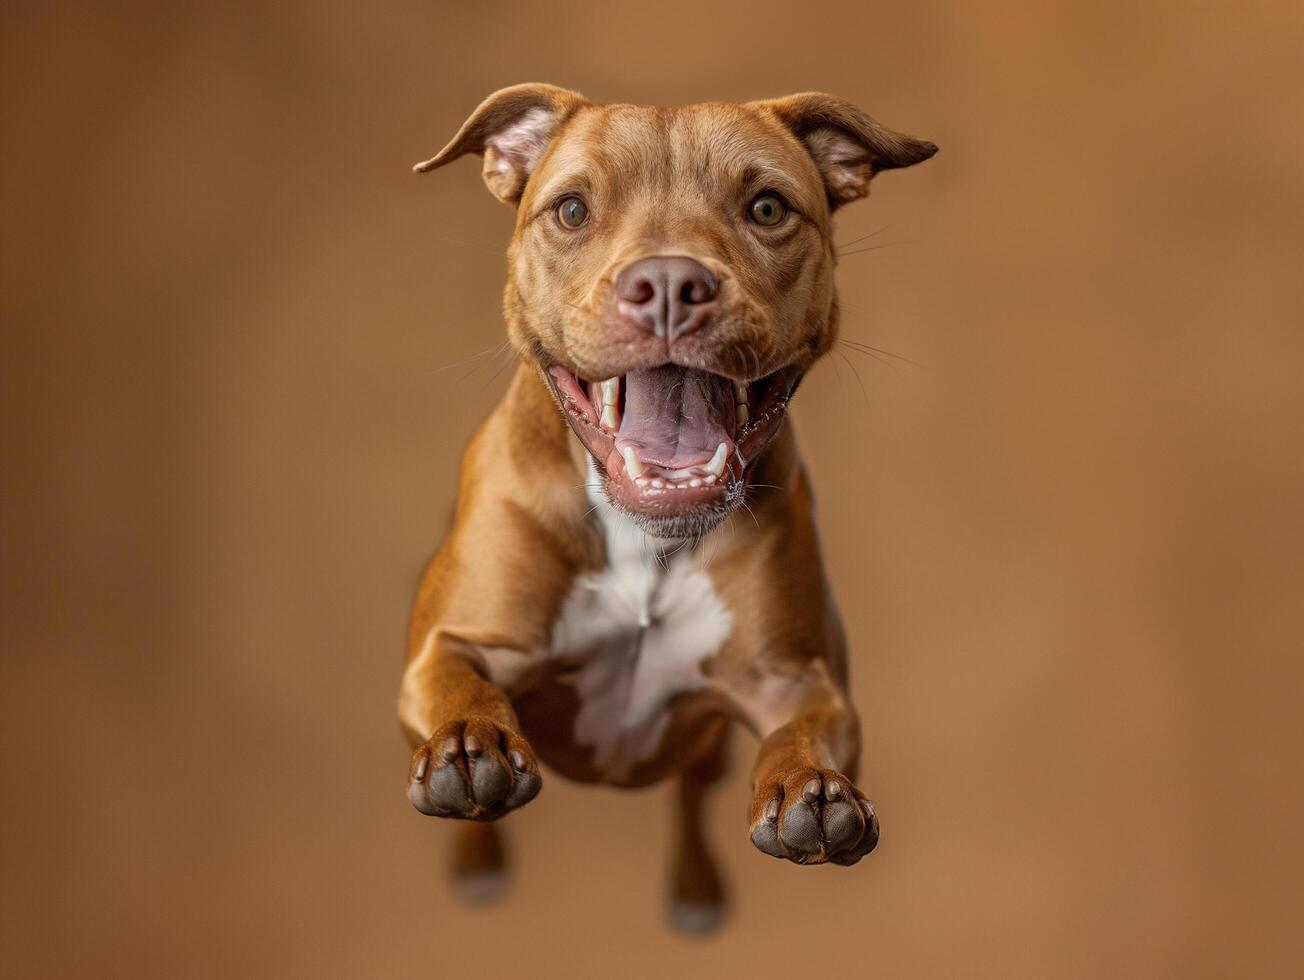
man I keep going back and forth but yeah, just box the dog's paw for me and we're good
[407,718,541,820]
[749,768,878,865]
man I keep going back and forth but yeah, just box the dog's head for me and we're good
[418,84,935,536]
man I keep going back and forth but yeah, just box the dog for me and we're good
[400,84,935,930]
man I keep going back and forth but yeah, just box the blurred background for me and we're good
[2,2,1302,977]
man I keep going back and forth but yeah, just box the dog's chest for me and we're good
[548,488,733,778]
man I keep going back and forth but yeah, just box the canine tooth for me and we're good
[734,381,748,403]
[601,405,619,430]
[736,403,749,426]
[706,441,728,478]
[622,447,646,478]
[600,377,620,405]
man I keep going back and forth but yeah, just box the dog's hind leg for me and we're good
[667,721,730,935]
[450,821,509,903]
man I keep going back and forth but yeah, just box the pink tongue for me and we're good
[615,366,733,468]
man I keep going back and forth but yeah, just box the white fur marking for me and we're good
[547,465,733,778]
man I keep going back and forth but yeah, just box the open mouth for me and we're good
[546,362,801,523]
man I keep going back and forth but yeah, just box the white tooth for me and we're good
[706,441,728,478]
[689,477,702,488]
[736,403,749,426]
[601,405,619,430]
[651,478,665,489]
[636,477,649,487]
[601,377,620,405]
[622,447,646,478]
[704,474,717,485]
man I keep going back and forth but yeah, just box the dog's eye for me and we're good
[557,196,589,229]
[749,193,787,226]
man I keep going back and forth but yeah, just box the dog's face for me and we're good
[418,85,935,536]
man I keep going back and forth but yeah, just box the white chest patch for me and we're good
[547,467,733,778]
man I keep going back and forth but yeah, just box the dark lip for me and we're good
[733,365,803,465]
[542,360,802,518]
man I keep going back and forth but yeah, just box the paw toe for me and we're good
[778,801,822,854]
[407,775,439,815]
[749,817,785,858]
[470,753,511,807]
[505,768,541,809]
[862,800,881,852]
[426,761,469,812]
[822,798,864,854]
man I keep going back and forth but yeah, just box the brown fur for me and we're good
[401,85,934,918]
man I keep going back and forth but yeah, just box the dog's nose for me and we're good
[615,256,719,340]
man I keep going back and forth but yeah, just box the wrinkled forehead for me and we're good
[523,102,828,222]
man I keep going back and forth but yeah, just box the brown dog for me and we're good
[400,84,935,930]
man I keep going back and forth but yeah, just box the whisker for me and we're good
[739,499,760,529]
[666,536,694,560]
[836,340,921,375]
[834,225,890,250]
[703,524,724,568]
[834,348,872,411]
[838,338,919,366]
[434,339,511,376]
[483,350,519,386]
[835,342,898,375]
[828,343,847,401]
[452,342,515,386]
[837,240,914,259]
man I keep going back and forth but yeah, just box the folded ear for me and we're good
[414,83,589,204]
[755,93,937,208]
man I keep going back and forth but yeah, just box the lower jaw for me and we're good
[599,445,742,533]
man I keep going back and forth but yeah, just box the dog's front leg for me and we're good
[737,668,879,866]
[400,630,542,822]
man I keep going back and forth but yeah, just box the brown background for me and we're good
[3,2,1302,977]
